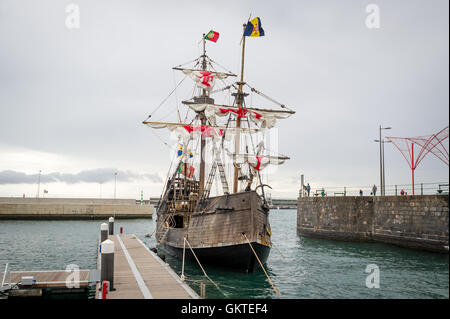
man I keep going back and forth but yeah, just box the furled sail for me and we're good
[142,121,260,141]
[178,69,233,91]
[224,148,289,172]
[184,103,294,128]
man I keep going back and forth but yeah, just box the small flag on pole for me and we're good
[243,17,265,37]
[177,143,193,159]
[178,161,195,178]
[205,30,219,42]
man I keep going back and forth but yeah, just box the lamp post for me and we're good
[375,125,391,196]
[382,139,392,195]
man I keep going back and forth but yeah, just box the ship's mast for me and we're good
[144,28,294,202]
[233,24,248,193]
[198,34,207,196]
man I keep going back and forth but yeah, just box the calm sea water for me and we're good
[0,210,448,299]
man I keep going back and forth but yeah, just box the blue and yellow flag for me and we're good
[243,17,265,37]
[177,143,193,159]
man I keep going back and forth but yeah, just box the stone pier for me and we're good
[297,195,449,253]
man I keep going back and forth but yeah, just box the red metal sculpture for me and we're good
[386,125,449,195]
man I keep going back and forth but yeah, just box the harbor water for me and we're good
[0,209,448,299]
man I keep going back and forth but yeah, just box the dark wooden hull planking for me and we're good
[159,241,271,272]
[156,190,272,272]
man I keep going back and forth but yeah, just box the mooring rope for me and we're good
[271,241,286,259]
[145,227,156,238]
[159,221,171,243]
[183,237,228,298]
[241,233,280,295]
[181,237,186,281]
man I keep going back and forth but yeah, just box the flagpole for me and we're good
[239,26,246,84]
[199,33,207,197]
[202,33,206,70]
[233,24,247,193]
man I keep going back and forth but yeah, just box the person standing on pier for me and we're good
[359,189,363,196]
[372,184,377,196]
[306,183,311,197]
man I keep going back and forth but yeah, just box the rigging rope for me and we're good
[150,130,171,149]
[173,70,181,123]
[244,83,294,112]
[145,74,188,120]
[173,56,201,68]
[243,98,266,201]
[206,56,235,75]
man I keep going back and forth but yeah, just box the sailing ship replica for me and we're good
[143,20,295,272]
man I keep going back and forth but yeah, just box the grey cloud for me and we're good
[0,0,448,196]
[0,168,162,184]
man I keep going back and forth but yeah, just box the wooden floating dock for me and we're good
[4,270,91,288]
[1,269,93,298]
[97,234,199,299]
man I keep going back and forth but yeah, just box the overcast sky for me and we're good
[0,0,448,199]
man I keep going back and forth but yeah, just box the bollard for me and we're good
[102,280,109,299]
[120,226,123,235]
[101,239,115,291]
[200,282,206,299]
[108,217,114,235]
[100,223,108,243]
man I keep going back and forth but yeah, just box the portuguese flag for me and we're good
[178,161,195,178]
[205,30,219,43]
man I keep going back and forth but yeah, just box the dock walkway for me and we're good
[1,269,93,298]
[99,234,199,299]
[3,270,91,288]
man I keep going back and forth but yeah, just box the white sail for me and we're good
[181,69,231,91]
[224,148,288,172]
[143,121,261,142]
[185,103,294,128]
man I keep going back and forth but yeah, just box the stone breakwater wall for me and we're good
[297,195,449,253]
[0,198,153,219]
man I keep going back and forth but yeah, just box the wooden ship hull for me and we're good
[156,189,272,272]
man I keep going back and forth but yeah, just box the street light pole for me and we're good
[382,139,392,195]
[375,126,391,196]
[382,139,385,195]
[379,125,383,196]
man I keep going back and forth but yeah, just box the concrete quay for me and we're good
[0,197,153,220]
